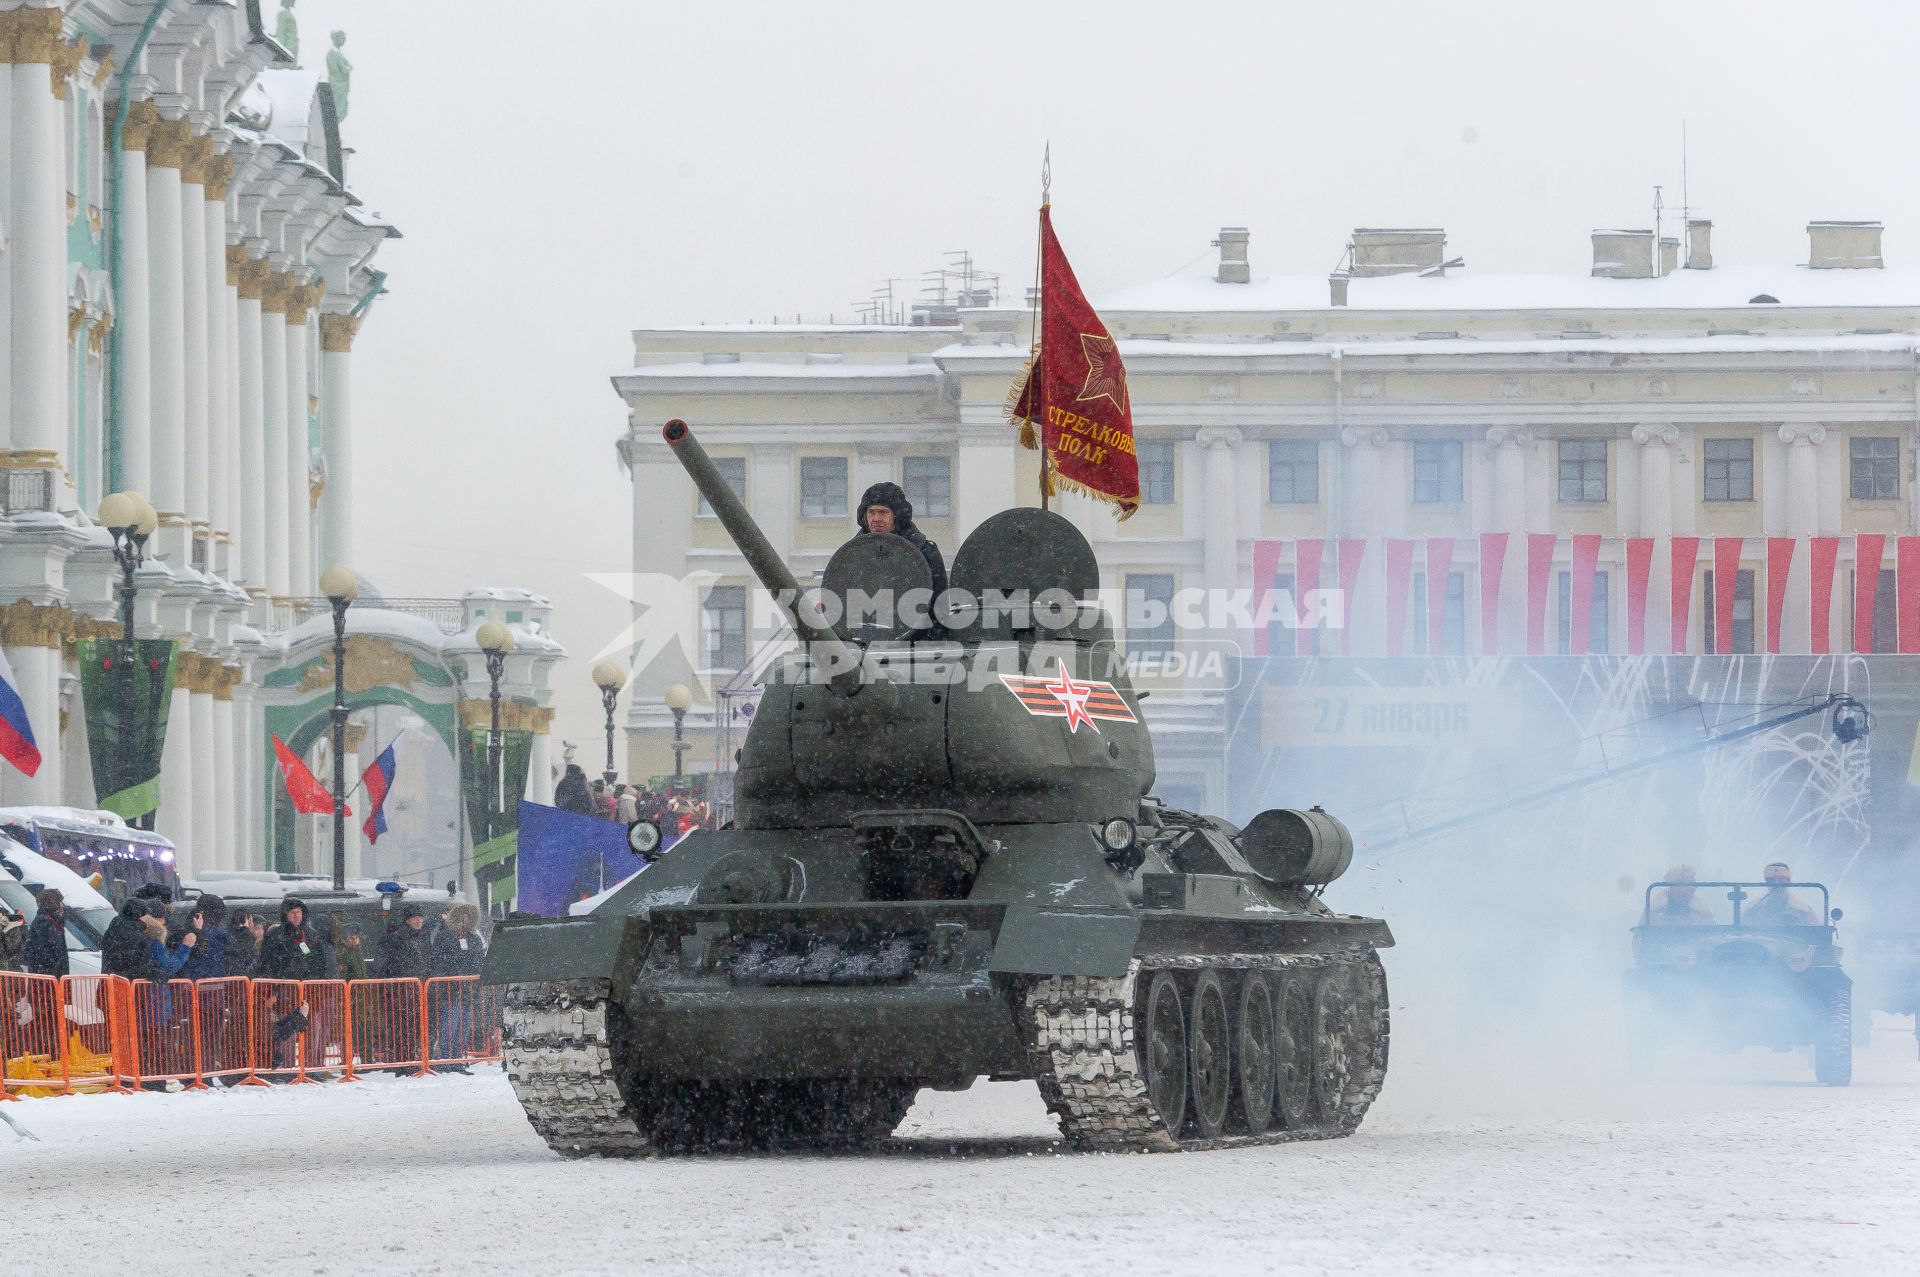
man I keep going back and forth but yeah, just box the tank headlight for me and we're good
[1100,818,1137,853]
[627,820,663,858]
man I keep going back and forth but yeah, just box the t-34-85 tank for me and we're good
[481,418,1393,1154]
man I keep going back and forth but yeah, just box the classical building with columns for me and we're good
[0,3,561,891]
[612,215,1920,880]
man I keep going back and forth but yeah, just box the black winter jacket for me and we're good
[254,922,334,981]
[23,912,67,977]
[429,927,487,978]
[854,481,949,599]
[100,911,155,981]
[374,925,431,980]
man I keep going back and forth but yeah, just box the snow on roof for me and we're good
[614,362,941,380]
[933,332,1918,363]
[254,68,325,151]
[0,838,116,913]
[1099,265,1920,313]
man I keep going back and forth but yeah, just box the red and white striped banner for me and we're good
[1625,537,1654,655]
[1479,532,1508,655]
[1525,534,1556,656]
[1336,539,1366,656]
[1764,537,1795,654]
[1899,537,1920,654]
[1425,537,1455,654]
[1809,537,1839,654]
[1568,534,1601,656]
[1293,538,1323,657]
[1670,536,1701,653]
[1383,539,1415,658]
[1854,533,1886,653]
[1712,537,1744,652]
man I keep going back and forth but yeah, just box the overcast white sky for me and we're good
[313,0,1920,753]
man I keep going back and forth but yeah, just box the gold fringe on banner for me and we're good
[1002,358,1040,451]
[1047,468,1138,522]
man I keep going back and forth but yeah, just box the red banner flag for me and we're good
[1251,539,1284,656]
[1384,539,1415,657]
[1337,539,1367,655]
[1525,534,1556,656]
[272,733,347,817]
[1854,534,1886,653]
[1478,532,1508,655]
[1625,538,1654,655]
[1713,537,1744,653]
[1810,537,1839,654]
[1008,207,1139,517]
[1764,538,1795,654]
[1294,539,1323,657]
[1899,537,1920,653]
[1568,535,1602,655]
[1424,538,1455,655]
[1671,536,1701,654]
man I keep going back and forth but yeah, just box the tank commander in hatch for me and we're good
[1648,864,1715,925]
[853,481,949,600]
[1744,861,1817,926]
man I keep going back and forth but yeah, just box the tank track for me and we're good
[502,980,653,1159]
[1023,949,1389,1152]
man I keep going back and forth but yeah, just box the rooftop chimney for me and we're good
[1685,219,1713,270]
[1348,228,1446,277]
[1591,229,1656,279]
[1659,237,1679,276]
[1329,271,1350,307]
[1214,227,1250,284]
[1808,220,1883,269]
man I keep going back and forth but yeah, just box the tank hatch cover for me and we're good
[947,509,1099,641]
[822,533,935,642]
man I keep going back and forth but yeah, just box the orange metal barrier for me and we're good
[346,978,429,1076]
[425,977,501,1069]
[6,974,499,1097]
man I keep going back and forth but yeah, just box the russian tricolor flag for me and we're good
[0,649,42,778]
[361,743,397,844]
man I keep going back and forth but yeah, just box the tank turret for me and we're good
[483,418,1394,1157]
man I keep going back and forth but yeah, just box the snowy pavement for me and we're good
[7,1017,1917,1277]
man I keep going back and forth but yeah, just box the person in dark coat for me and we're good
[101,898,158,981]
[224,907,258,974]
[254,898,333,982]
[853,481,949,600]
[374,904,432,979]
[23,888,68,978]
[179,894,228,980]
[428,903,487,1070]
[554,763,596,817]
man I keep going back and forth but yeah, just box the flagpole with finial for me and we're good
[1031,144,1051,511]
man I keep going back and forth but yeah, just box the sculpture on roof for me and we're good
[275,0,299,65]
[327,30,351,121]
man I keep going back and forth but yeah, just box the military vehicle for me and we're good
[482,418,1393,1155]
[1626,879,1852,1084]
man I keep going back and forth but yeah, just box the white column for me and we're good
[225,275,244,577]
[10,51,67,464]
[231,684,262,870]
[318,318,355,569]
[237,281,267,591]
[526,732,554,805]
[146,126,188,558]
[190,687,216,871]
[284,309,313,597]
[1781,424,1825,652]
[116,131,153,492]
[0,645,61,804]
[157,685,194,866]
[180,169,210,551]
[1633,425,1679,653]
[212,691,236,872]
[261,302,291,597]
[203,199,231,568]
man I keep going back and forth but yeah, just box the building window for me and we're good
[1850,437,1899,500]
[695,456,746,518]
[1268,440,1318,504]
[1412,441,1463,504]
[1703,569,1756,655]
[902,455,951,519]
[1125,573,1176,654]
[702,585,747,671]
[1556,570,1610,653]
[1703,439,1754,502]
[1411,571,1467,654]
[1139,440,1175,506]
[800,456,848,518]
[1557,439,1607,503]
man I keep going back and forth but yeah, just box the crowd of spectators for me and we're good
[552,762,712,839]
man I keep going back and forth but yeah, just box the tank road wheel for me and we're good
[1311,969,1356,1123]
[1815,986,1853,1087]
[1188,970,1233,1140]
[1234,972,1278,1136]
[1274,976,1315,1130]
[1320,953,1391,1133]
[1141,971,1189,1134]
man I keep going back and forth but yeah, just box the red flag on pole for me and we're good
[1854,534,1886,653]
[1568,535,1601,655]
[1525,534,1557,656]
[1713,537,1744,653]
[1764,538,1795,654]
[1671,536,1701,654]
[1008,206,1140,517]
[1899,537,1920,653]
[272,733,348,816]
[1625,537,1654,655]
[1809,537,1839,654]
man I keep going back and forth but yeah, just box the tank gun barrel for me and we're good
[661,419,863,695]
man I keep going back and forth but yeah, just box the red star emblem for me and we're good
[1042,659,1100,734]
[1074,333,1129,414]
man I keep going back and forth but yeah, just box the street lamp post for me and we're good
[97,491,158,829]
[592,662,624,790]
[320,565,358,890]
[664,683,692,786]
[476,622,516,843]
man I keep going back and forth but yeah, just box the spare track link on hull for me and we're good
[1023,950,1389,1152]
[503,980,653,1159]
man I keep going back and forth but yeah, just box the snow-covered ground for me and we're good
[7,1016,1917,1276]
